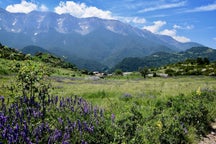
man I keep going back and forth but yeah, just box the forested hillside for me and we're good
[112,47,216,72]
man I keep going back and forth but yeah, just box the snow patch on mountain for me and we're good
[56,18,66,33]
[75,22,92,35]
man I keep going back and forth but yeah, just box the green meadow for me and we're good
[1,50,216,143]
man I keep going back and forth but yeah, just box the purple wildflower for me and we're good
[0,96,4,103]
[58,117,63,125]
[111,114,115,123]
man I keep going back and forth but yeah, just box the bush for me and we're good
[165,68,176,76]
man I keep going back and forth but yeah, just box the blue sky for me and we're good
[0,0,216,48]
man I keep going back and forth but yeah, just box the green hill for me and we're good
[0,43,77,75]
[22,45,51,55]
[112,47,216,72]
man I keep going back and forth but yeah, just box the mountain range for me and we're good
[0,8,203,71]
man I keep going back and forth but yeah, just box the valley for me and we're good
[1,1,216,142]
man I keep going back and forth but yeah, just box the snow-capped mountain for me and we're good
[0,8,202,68]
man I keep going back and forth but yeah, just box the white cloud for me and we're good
[131,17,146,24]
[40,4,49,12]
[6,0,37,13]
[139,1,186,13]
[160,29,190,42]
[213,37,216,41]
[54,1,113,19]
[143,21,191,43]
[186,3,216,12]
[142,21,166,33]
[173,24,193,30]
[118,16,146,24]
[6,0,48,13]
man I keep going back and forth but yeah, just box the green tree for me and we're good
[114,69,123,76]
[203,57,210,65]
[138,67,149,78]
[165,68,175,76]
[196,57,204,65]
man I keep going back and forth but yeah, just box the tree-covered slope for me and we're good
[0,43,76,71]
[112,47,216,72]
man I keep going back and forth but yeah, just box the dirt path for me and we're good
[199,122,216,144]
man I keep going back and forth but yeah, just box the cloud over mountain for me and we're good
[6,0,48,13]
[54,1,113,19]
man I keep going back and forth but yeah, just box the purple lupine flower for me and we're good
[81,140,88,144]
[14,123,19,133]
[0,96,4,103]
[58,117,63,125]
[55,96,58,104]
[0,115,7,125]
[89,125,94,133]
[111,114,115,123]
[73,122,76,129]
[23,96,28,103]
[62,141,70,144]
[45,123,51,133]
[36,135,39,144]
[33,111,37,118]
[2,128,7,138]
[74,96,77,104]
[71,106,74,112]
[83,122,88,131]
[94,107,97,118]
[66,98,71,105]
[60,100,63,107]
[26,137,32,144]
[63,132,70,141]
[83,102,88,114]
[29,96,35,106]
[77,120,82,131]
[53,129,62,141]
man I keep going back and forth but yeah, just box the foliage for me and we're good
[0,44,28,61]
[0,43,77,71]
[115,89,216,143]
[163,58,216,76]
[112,47,216,72]
[0,60,115,143]
[138,67,149,78]
[114,69,123,76]
[11,61,51,98]
[34,53,76,70]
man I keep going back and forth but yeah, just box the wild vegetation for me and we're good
[113,46,216,72]
[1,44,216,143]
[162,58,216,76]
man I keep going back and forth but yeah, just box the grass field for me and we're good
[51,76,216,101]
[1,74,216,143]
[50,76,216,121]
[2,75,216,107]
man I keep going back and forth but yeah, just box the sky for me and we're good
[0,0,216,48]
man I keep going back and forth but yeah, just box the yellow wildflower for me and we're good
[156,121,163,130]
[196,87,201,95]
